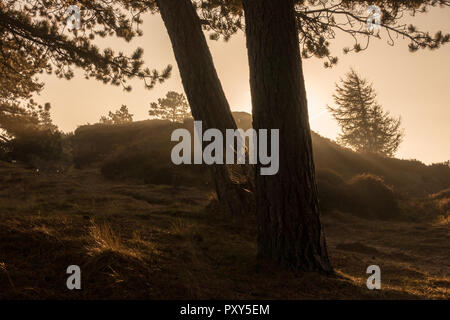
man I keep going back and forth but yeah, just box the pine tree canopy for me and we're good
[2,0,447,101]
[0,0,172,97]
[328,69,404,157]
[196,0,450,67]
[149,91,192,123]
[99,105,134,125]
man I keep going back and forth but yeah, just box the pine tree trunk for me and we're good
[156,0,253,216]
[242,0,332,272]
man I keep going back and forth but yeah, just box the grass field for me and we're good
[0,161,448,299]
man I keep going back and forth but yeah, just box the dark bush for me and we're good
[346,174,400,220]
[317,171,402,220]
[6,129,62,163]
[316,169,347,212]
[431,188,450,217]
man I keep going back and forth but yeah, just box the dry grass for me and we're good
[434,215,450,226]
[169,217,196,237]
[88,222,124,254]
[0,262,16,292]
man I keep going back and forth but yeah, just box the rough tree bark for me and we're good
[242,0,332,272]
[156,0,253,216]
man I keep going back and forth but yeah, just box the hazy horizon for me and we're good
[36,7,450,165]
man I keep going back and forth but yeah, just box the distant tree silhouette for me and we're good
[149,91,191,123]
[328,70,404,157]
[99,105,133,125]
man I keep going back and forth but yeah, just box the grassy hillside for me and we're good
[71,112,450,221]
[0,112,448,299]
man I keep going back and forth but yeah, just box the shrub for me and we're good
[346,174,400,220]
[316,169,347,212]
[6,129,62,163]
[317,171,402,220]
[431,188,450,216]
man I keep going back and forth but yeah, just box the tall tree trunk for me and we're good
[242,0,332,272]
[156,0,253,216]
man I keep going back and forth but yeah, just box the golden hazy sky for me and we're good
[37,7,450,164]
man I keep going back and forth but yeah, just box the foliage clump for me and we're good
[149,91,191,123]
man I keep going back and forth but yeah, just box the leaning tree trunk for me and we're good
[242,0,332,272]
[156,0,253,216]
